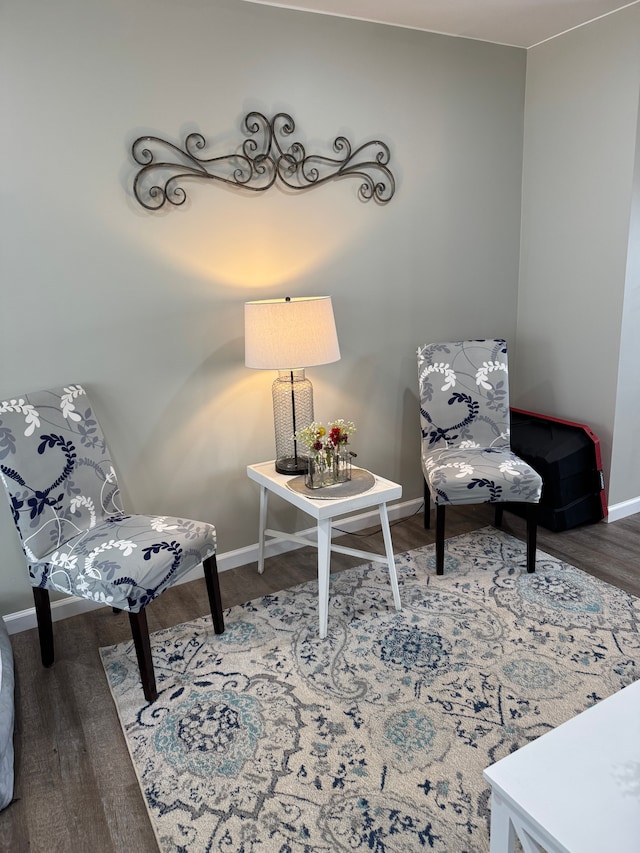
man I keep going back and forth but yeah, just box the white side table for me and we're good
[247,462,403,638]
[483,678,640,853]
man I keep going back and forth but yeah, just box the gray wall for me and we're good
[0,0,527,615]
[514,3,640,509]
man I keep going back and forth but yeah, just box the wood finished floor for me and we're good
[1,505,639,852]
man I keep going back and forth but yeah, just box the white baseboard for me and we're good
[605,496,640,523]
[2,498,422,636]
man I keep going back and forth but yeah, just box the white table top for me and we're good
[483,678,640,853]
[247,461,402,520]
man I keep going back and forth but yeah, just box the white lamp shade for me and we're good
[244,296,341,369]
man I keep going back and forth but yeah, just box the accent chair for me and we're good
[417,339,542,575]
[0,384,224,702]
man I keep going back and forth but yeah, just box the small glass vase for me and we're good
[305,454,330,489]
[333,445,352,483]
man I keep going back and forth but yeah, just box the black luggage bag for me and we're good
[507,408,607,532]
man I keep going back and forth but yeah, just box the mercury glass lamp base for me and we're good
[275,456,308,475]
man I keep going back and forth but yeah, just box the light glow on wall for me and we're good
[121,192,372,289]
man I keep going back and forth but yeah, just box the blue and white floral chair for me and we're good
[0,385,224,703]
[417,340,542,575]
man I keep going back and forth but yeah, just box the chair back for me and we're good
[0,385,121,561]
[417,339,511,451]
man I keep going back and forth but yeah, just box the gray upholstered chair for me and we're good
[0,384,224,703]
[417,340,542,575]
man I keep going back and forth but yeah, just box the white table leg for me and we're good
[379,503,401,611]
[488,791,517,853]
[257,485,268,575]
[317,518,332,638]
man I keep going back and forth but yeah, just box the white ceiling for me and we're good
[240,0,636,48]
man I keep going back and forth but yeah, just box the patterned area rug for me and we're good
[100,528,640,852]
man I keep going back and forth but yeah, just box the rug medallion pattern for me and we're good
[101,528,640,852]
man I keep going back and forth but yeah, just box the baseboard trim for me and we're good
[605,496,640,523]
[2,498,422,636]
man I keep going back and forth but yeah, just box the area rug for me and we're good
[100,528,640,852]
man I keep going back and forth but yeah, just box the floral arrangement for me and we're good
[295,419,356,488]
[295,419,356,456]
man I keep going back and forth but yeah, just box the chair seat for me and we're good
[422,445,542,506]
[27,514,216,612]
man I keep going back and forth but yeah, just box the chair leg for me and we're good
[526,504,537,573]
[203,554,224,635]
[128,609,157,703]
[435,504,446,576]
[32,587,54,668]
[494,504,504,528]
[423,479,431,529]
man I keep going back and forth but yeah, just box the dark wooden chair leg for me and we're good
[494,504,504,528]
[128,609,157,703]
[526,504,537,573]
[435,504,446,575]
[423,479,431,529]
[32,587,54,668]
[203,554,224,635]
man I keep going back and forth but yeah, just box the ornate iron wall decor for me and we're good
[132,111,395,210]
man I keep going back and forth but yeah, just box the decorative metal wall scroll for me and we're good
[131,111,395,210]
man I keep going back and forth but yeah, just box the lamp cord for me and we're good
[332,501,425,538]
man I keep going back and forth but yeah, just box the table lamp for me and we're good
[245,296,341,474]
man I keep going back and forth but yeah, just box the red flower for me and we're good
[329,427,343,445]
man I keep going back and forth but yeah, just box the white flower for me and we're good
[491,432,510,446]
[92,590,114,604]
[85,565,103,580]
[150,516,178,533]
[61,385,85,422]
[76,576,113,604]
[419,362,456,392]
[430,461,475,478]
[454,462,474,478]
[0,399,41,436]
[500,459,525,477]
[75,575,91,593]
[475,361,507,390]
[85,539,137,572]
[70,495,97,528]
[119,541,135,556]
[51,551,78,570]
[23,404,40,435]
